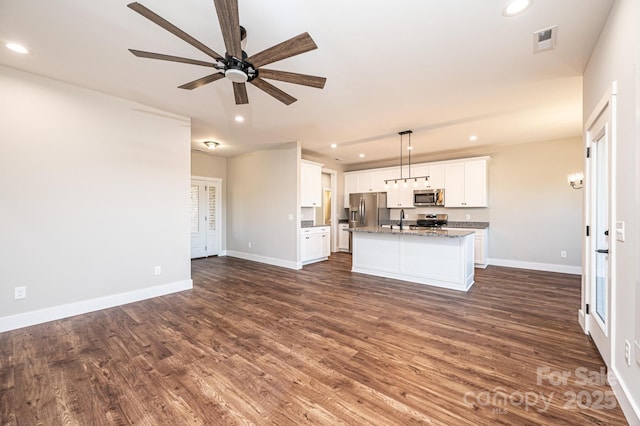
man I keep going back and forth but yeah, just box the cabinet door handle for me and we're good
[596,249,609,254]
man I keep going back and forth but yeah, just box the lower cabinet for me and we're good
[302,226,330,264]
[338,223,350,251]
[442,227,488,268]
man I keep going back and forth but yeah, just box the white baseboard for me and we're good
[488,258,582,275]
[578,309,586,332]
[226,250,301,270]
[610,366,640,425]
[0,279,192,333]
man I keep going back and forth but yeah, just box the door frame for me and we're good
[580,82,617,368]
[191,176,223,258]
[322,168,339,252]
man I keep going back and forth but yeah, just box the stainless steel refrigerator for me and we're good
[348,192,390,252]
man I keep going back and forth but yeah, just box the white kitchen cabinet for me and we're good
[412,164,445,189]
[301,160,322,207]
[344,169,391,206]
[338,223,350,251]
[386,184,414,208]
[302,226,330,264]
[443,227,488,267]
[344,173,358,207]
[355,170,389,193]
[444,159,487,207]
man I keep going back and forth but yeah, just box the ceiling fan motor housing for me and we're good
[224,54,257,83]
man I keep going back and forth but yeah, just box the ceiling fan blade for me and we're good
[233,82,249,104]
[127,2,224,61]
[129,49,218,67]
[213,0,242,59]
[249,78,297,105]
[258,69,326,89]
[178,73,225,90]
[246,32,317,68]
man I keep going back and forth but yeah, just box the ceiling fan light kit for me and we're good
[126,0,326,105]
[225,68,249,83]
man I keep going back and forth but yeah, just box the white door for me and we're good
[190,178,221,259]
[585,92,614,367]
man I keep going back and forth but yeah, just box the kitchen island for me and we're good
[349,227,475,291]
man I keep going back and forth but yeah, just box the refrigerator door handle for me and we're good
[361,198,366,225]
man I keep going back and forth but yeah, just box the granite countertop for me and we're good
[301,223,331,228]
[349,226,474,238]
[445,221,490,229]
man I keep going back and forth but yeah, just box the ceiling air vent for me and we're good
[533,25,557,53]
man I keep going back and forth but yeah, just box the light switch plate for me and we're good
[615,221,625,242]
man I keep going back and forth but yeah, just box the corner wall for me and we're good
[226,143,300,269]
[0,65,192,332]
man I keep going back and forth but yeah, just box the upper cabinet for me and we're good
[444,159,488,207]
[301,160,322,207]
[343,169,392,206]
[412,164,445,189]
[386,183,415,208]
[343,157,488,209]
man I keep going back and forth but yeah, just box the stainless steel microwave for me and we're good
[414,189,444,206]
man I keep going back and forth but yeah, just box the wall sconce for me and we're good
[567,172,584,189]
[204,141,219,150]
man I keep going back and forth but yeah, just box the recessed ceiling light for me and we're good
[5,42,29,54]
[469,135,478,141]
[407,146,413,151]
[359,153,365,158]
[330,143,337,148]
[502,0,533,17]
[204,141,219,150]
[234,115,244,122]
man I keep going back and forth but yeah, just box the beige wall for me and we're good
[583,0,640,421]
[191,151,228,251]
[0,65,191,330]
[227,143,300,268]
[486,138,583,268]
[191,151,227,179]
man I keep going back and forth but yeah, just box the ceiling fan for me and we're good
[127,1,326,105]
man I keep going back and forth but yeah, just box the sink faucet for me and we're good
[400,209,405,230]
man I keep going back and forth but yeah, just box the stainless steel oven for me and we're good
[413,189,444,206]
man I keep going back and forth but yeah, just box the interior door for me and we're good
[191,179,221,259]
[586,103,612,366]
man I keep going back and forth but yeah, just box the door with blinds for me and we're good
[190,178,221,259]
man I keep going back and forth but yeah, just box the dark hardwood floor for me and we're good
[0,253,628,425]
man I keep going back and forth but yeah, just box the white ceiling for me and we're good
[0,0,613,166]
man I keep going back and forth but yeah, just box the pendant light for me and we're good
[383,130,430,188]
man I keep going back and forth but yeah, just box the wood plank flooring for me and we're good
[0,253,628,425]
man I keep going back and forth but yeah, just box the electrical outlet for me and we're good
[248,242,252,249]
[288,214,293,221]
[465,214,471,220]
[14,286,26,300]
[560,251,567,258]
[154,266,161,276]
[624,340,631,366]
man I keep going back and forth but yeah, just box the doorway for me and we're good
[583,83,617,367]
[191,178,222,259]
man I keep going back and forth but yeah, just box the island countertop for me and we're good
[349,226,474,238]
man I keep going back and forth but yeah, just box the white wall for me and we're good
[0,65,192,331]
[191,151,227,252]
[226,142,300,269]
[583,0,640,421]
